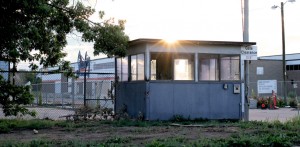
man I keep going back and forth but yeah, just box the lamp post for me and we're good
[272,0,295,104]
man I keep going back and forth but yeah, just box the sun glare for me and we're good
[164,38,178,44]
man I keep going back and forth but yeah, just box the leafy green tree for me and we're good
[0,76,36,116]
[0,0,129,116]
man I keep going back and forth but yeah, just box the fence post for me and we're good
[53,93,56,104]
[46,93,48,105]
[61,93,64,108]
[72,78,75,109]
[36,84,39,105]
[84,69,87,107]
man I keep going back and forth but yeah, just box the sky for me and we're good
[18,0,300,69]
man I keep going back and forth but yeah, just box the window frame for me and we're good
[130,53,145,81]
[220,54,241,81]
[150,52,195,81]
[198,54,220,81]
[116,57,129,82]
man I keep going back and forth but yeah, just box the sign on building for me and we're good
[257,80,277,94]
[241,45,257,60]
[257,67,264,75]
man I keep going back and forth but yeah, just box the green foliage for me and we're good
[289,98,298,108]
[105,136,130,144]
[170,114,186,122]
[251,89,257,99]
[0,0,128,68]
[276,97,286,107]
[0,119,58,133]
[288,91,297,98]
[0,0,129,116]
[0,76,36,117]
[1,117,300,146]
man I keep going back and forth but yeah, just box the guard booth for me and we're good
[115,39,256,120]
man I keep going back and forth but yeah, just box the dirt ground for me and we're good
[1,107,299,145]
[0,124,239,145]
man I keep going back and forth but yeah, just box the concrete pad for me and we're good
[249,108,300,122]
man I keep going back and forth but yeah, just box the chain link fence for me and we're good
[0,70,115,120]
[249,81,299,97]
[248,81,300,107]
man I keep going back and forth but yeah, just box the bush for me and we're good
[289,99,298,108]
[288,91,296,98]
[257,97,269,109]
[276,97,285,107]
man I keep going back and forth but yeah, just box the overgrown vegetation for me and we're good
[0,117,299,146]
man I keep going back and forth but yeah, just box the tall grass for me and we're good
[0,119,60,133]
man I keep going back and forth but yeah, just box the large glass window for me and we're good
[116,57,128,82]
[220,55,240,80]
[137,54,145,80]
[131,54,144,81]
[121,57,128,81]
[174,54,194,80]
[151,53,172,80]
[116,58,122,81]
[150,53,194,80]
[131,55,137,80]
[199,54,219,81]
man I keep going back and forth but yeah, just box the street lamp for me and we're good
[272,0,295,104]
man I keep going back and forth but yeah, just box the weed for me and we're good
[146,140,165,147]
[105,136,130,144]
[0,119,59,133]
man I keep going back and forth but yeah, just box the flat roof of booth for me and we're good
[129,38,256,46]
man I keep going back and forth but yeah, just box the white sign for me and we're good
[257,67,264,75]
[258,80,277,94]
[241,45,257,60]
[293,84,298,89]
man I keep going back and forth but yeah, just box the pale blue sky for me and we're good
[18,0,300,69]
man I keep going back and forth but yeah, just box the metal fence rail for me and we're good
[0,71,115,120]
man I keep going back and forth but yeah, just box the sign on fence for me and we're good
[257,80,277,94]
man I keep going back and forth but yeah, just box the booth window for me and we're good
[150,53,194,80]
[220,55,240,80]
[131,54,144,81]
[174,54,194,80]
[199,54,219,81]
[116,57,128,81]
[151,53,172,80]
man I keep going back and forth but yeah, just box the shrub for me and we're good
[276,97,285,107]
[289,99,297,108]
[288,91,296,98]
[257,97,269,109]
[170,115,185,122]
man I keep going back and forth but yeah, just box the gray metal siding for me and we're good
[148,82,241,120]
[115,82,146,118]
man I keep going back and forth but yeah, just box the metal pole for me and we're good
[281,2,287,104]
[72,78,75,109]
[84,66,87,107]
[242,0,249,121]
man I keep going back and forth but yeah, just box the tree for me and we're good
[0,0,129,116]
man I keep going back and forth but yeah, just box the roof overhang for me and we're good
[129,38,256,46]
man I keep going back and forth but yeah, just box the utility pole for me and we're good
[243,0,249,121]
[280,2,287,104]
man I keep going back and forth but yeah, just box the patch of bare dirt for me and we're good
[0,124,240,145]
